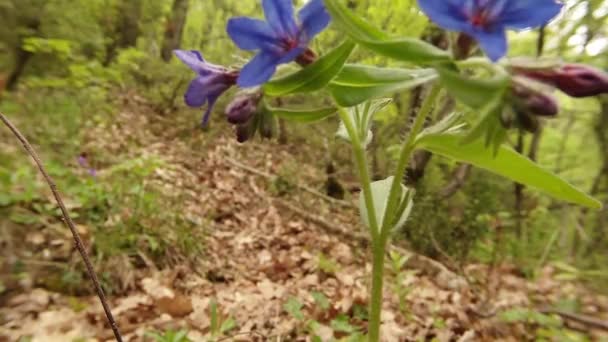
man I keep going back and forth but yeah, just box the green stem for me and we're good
[337,84,441,342]
[337,107,380,240]
[379,83,441,240]
[368,240,386,342]
[369,83,441,342]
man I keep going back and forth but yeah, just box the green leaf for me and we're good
[436,65,510,109]
[172,330,190,342]
[359,177,414,232]
[324,0,451,64]
[336,99,392,147]
[415,134,602,209]
[329,64,438,107]
[311,291,330,311]
[284,297,305,321]
[460,92,505,146]
[220,317,237,334]
[330,314,359,333]
[264,40,355,96]
[268,106,337,123]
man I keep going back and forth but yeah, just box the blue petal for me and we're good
[227,17,281,52]
[499,0,563,29]
[417,0,473,32]
[263,0,298,37]
[238,52,280,88]
[174,50,206,74]
[298,0,331,41]
[471,29,508,62]
[184,77,209,107]
[278,46,305,64]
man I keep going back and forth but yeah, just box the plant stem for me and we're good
[337,84,440,342]
[336,106,383,340]
[380,83,441,238]
[369,83,440,341]
[337,107,380,240]
[368,240,386,342]
[0,112,123,342]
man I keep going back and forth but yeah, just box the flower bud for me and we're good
[515,110,541,133]
[235,119,259,143]
[511,81,559,117]
[514,63,608,98]
[224,92,262,125]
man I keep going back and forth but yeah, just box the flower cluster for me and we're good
[174,0,329,133]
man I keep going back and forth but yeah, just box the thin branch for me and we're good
[539,308,608,331]
[0,112,123,342]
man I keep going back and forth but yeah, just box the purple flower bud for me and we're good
[225,93,262,125]
[236,121,256,143]
[512,81,559,117]
[515,64,608,98]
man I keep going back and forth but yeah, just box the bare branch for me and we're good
[0,112,123,342]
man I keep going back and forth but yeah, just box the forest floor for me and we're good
[1,98,607,342]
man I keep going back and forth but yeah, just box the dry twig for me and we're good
[540,308,608,332]
[0,112,123,342]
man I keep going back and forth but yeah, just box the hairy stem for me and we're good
[0,112,123,342]
[340,84,440,342]
[380,83,441,240]
[337,107,380,240]
[336,107,385,340]
[369,84,441,341]
[368,240,386,342]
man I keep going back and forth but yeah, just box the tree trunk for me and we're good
[6,19,40,91]
[161,0,189,62]
[104,0,143,66]
[6,48,33,91]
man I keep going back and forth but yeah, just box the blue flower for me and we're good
[418,0,563,61]
[174,50,239,126]
[227,0,331,87]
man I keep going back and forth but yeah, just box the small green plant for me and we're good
[388,251,417,318]
[316,253,340,276]
[209,299,237,340]
[283,295,365,341]
[145,329,191,342]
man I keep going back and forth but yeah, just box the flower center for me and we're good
[280,37,299,52]
[470,11,490,28]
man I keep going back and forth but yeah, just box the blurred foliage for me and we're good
[0,0,607,298]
